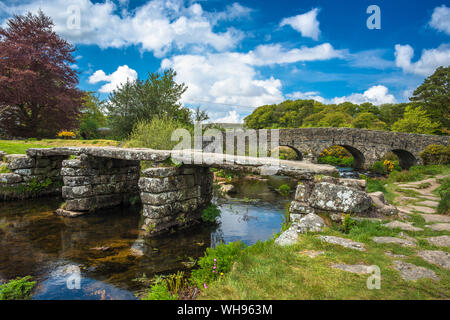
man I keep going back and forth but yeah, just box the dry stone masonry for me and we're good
[0,153,66,200]
[56,155,140,217]
[139,166,213,236]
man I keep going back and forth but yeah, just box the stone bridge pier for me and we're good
[57,154,214,236]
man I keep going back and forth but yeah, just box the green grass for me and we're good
[0,139,120,154]
[198,218,450,300]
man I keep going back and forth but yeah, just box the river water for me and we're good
[0,176,293,300]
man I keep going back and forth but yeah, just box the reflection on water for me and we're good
[0,176,290,300]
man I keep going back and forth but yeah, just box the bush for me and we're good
[420,145,450,165]
[201,204,221,223]
[277,184,291,197]
[125,115,192,150]
[142,277,178,300]
[191,241,246,287]
[56,130,76,139]
[318,155,354,167]
[272,147,299,160]
[370,160,401,174]
[0,276,36,300]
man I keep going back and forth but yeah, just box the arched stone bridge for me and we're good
[276,128,449,169]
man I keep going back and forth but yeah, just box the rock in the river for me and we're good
[308,182,372,213]
[218,183,236,195]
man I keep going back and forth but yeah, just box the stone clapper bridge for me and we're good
[0,128,447,236]
[0,146,336,236]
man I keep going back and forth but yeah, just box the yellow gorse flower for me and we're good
[57,130,76,138]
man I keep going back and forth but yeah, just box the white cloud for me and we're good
[211,2,253,23]
[429,5,450,35]
[161,42,343,110]
[280,8,320,40]
[213,110,242,123]
[395,44,450,76]
[161,53,284,109]
[286,91,326,103]
[88,65,138,93]
[288,85,396,106]
[1,0,245,57]
[242,43,344,66]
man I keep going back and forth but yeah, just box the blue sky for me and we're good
[1,0,449,122]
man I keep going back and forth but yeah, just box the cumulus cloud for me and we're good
[288,85,396,106]
[280,8,320,40]
[395,44,450,76]
[161,42,343,110]
[429,5,450,35]
[88,65,138,93]
[213,110,242,123]
[0,0,245,57]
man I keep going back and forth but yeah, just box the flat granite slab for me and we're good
[418,250,450,269]
[425,235,450,247]
[319,236,366,251]
[25,147,338,179]
[393,261,440,281]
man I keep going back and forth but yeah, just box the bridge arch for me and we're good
[277,145,304,161]
[339,145,365,169]
[391,149,417,170]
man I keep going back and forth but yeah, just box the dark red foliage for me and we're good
[0,10,82,138]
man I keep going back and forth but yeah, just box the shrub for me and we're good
[0,276,36,300]
[125,115,192,150]
[420,144,450,165]
[190,241,246,287]
[142,277,178,300]
[318,155,354,167]
[57,130,76,139]
[277,184,291,197]
[272,146,299,160]
[201,204,221,223]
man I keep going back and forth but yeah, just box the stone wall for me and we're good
[0,154,66,200]
[57,155,140,216]
[139,166,213,236]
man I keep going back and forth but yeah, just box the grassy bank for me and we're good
[197,217,449,300]
[0,139,120,154]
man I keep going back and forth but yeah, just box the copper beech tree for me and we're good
[0,11,82,138]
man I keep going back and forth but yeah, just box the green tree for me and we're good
[410,66,449,133]
[107,69,190,138]
[318,111,352,127]
[78,92,106,139]
[352,112,387,130]
[391,106,441,134]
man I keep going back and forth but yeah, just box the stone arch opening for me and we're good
[277,145,303,161]
[317,145,365,169]
[391,149,416,170]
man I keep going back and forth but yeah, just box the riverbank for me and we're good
[0,139,119,155]
[194,165,450,300]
